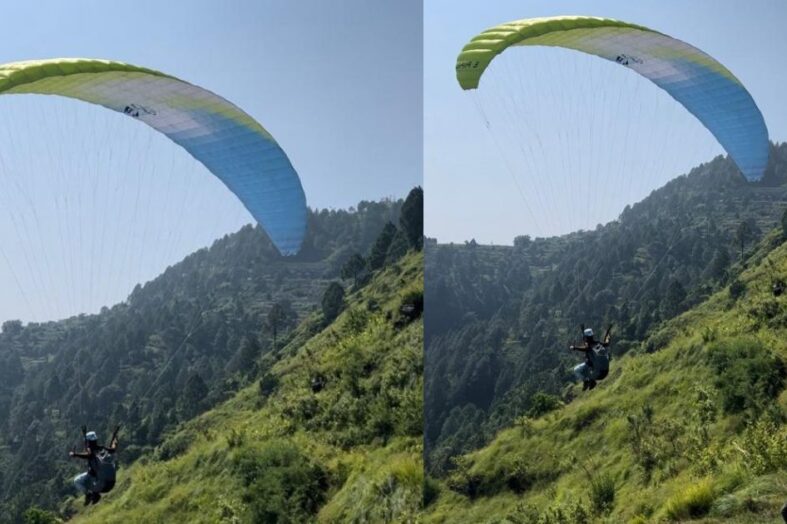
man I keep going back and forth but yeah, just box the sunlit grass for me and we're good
[425,233,787,522]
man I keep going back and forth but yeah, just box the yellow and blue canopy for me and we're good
[0,58,307,254]
[456,16,769,181]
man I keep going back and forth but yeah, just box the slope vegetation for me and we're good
[0,197,406,522]
[425,232,787,522]
[69,251,423,523]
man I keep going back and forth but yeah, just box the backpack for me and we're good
[589,343,610,380]
[89,448,117,493]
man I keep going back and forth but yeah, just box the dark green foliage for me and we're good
[569,405,605,433]
[526,392,562,418]
[588,472,615,514]
[664,479,714,520]
[446,448,561,501]
[508,499,593,524]
[400,186,424,250]
[265,301,297,349]
[176,374,208,420]
[706,338,786,416]
[426,149,787,473]
[233,440,327,523]
[340,253,367,288]
[445,457,482,499]
[505,462,535,494]
[781,208,787,239]
[227,429,246,449]
[386,229,411,264]
[369,222,398,270]
[705,248,731,282]
[625,404,679,480]
[22,507,58,524]
[729,278,746,300]
[423,476,440,507]
[1,320,23,336]
[321,282,346,323]
[156,431,194,461]
[662,279,687,318]
[397,288,424,327]
[229,336,262,378]
[735,218,760,257]
[259,372,279,398]
[740,416,787,474]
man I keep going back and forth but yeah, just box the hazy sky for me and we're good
[426,0,787,244]
[0,0,422,322]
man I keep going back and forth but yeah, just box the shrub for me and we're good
[700,326,717,343]
[156,431,194,461]
[626,405,683,480]
[396,288,423,327]
[259,371,279,398]
[23,508,58,524]
[539,498,592,524]
[445,456,482,499]
[706,338,785,416]
[505,462,533,494]
[344,307,370,334]
[233,439,327,523]
[321,282,346,324]
[423,476,440,507]
[728,279,746,300]
[226,428,246,449]
[571,404,604,432]
[664,478,714,520]
[526,391,562,419]
[589,472,616,514]
[738,416,787,474]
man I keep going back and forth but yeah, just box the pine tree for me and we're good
[321,282,345,323]
[400,186,423,250]
[368,222,398,270]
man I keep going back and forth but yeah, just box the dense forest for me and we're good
[424,219,786,522]
[425,144,787,475]
[0,187,423,522]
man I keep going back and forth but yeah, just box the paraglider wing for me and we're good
[456,16,769,181]
[0,58,307,255]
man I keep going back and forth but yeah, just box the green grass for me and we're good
[425,232,787,523]
[664,478,714,520]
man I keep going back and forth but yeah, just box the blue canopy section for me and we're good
[649,59,769,182]
[170,110,307,255]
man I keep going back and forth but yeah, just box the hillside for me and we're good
[0,193,414,522]
[425,144,787,474]
[64,251,423,523]
[424,231,787,522]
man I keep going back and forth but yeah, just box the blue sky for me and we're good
[0,0,422,322]
[426,0,787,243]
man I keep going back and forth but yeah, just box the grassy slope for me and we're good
[69,252,423,523]
[426,234,787,523]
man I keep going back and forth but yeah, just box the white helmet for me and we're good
[583,328,594,337]
[85,431,98,442]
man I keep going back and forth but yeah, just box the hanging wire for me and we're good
[0,95,253,323]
